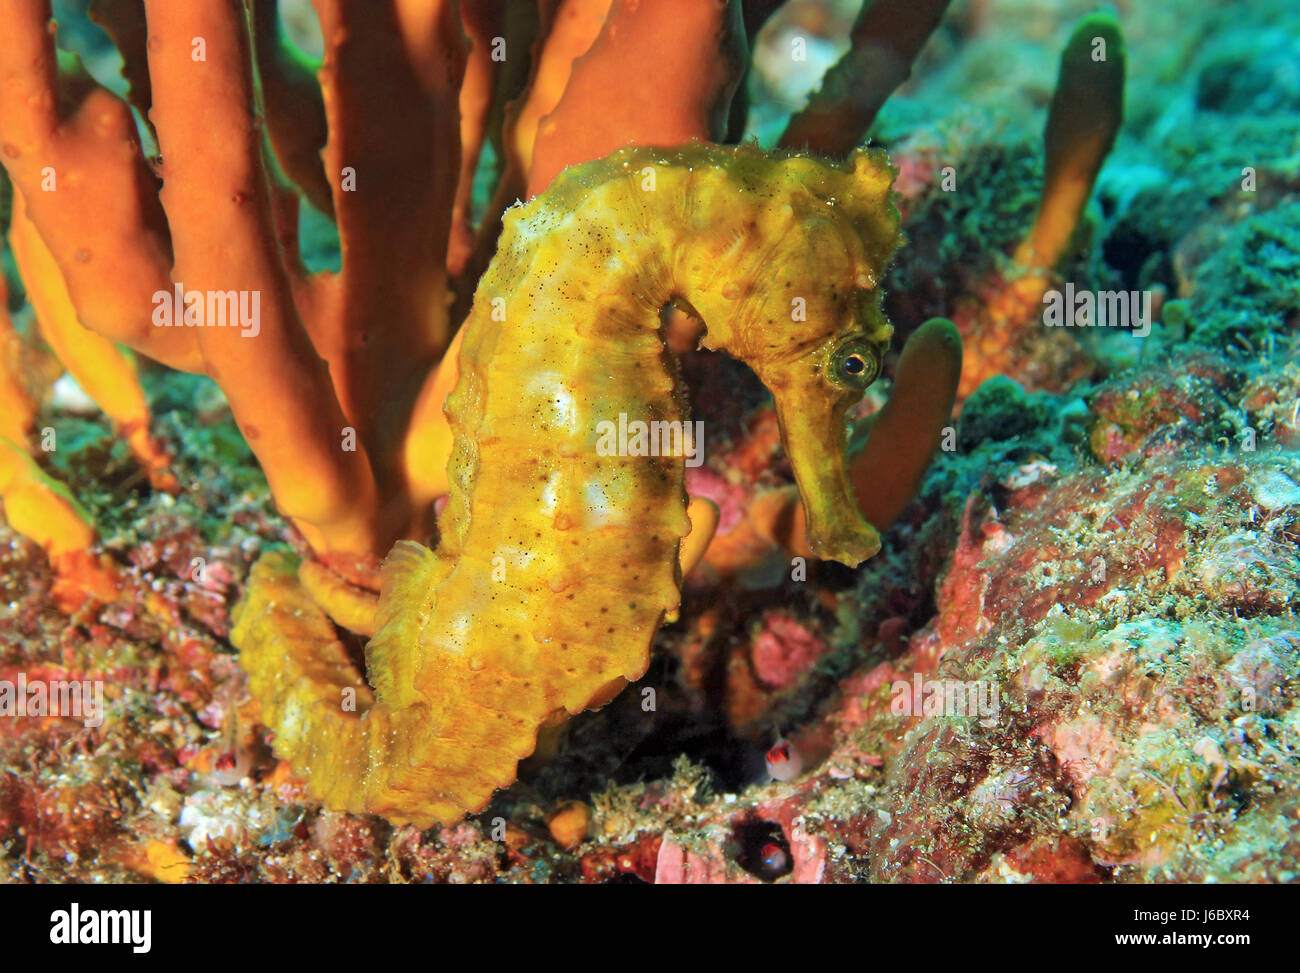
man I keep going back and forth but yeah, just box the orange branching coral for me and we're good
[9,193,175,490]
[0,0,199,373]
[236,144,904,826]
[955,11,1127,400]
[249,0,333,217]
[849,317,962,528]
[140,0,391,555]
[526,0,747,195]
[447,0,509,277]
[0,274,37,447]
[504,0,611,189]
[86,1,155,134]
[0,180,164,565]
[1,0,470,557]
[1015,12,1126,272]
[0,438,95,559]
[0,252,84,562]
[779,0,953,156]
[0,290,118,607]
[456,0,745,305]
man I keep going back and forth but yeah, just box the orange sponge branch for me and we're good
[1015,11,1126,270]
[780,0,952,156]
[143,0,383,554]
[0,0,200,374]
[527,0,747,196]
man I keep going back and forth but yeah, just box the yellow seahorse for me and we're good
[235,142,902,827]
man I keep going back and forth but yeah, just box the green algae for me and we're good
[1185,199,1300,350]
[958,376,1051,451]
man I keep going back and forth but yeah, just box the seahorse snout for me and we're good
[769,384,881,568]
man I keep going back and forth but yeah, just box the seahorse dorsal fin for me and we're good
[378,539,441,598]
[366,540,444,707]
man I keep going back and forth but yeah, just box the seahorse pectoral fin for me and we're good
[850,318,962,529]
[770,388,880,569]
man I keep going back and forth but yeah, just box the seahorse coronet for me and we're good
[235,142,904,828]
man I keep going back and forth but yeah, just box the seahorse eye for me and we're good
[828,339,880,389]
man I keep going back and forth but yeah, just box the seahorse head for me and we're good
[685,146,903,567]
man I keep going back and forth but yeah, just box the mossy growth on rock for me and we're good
[1185,199,1300,351]
[958,376,1052,452]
